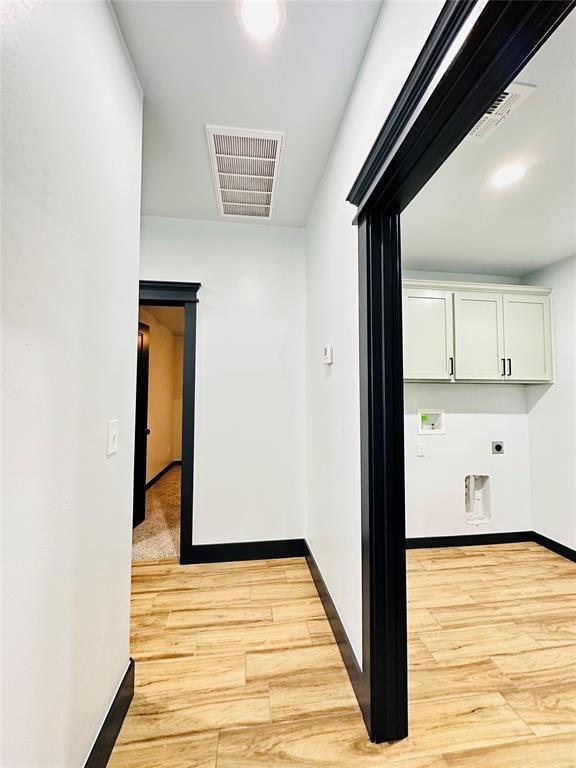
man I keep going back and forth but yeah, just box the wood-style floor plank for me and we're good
[115,683,271,744]
[502,682,576,736]
[418,622,541,662]
[408,658,515,702]
[443,732,576,767]
[382,692,532,761]
[108,730,219,768]
[216,712,387,767]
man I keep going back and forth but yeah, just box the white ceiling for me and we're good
[113,0,382,227]
[142,306,184,336]
[402,12,576,277]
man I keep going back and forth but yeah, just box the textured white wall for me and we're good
[525,256,576,549]
[404,384,532,537]
[140,216,306,545]
[1,3,142,764]
[305,0,445,666]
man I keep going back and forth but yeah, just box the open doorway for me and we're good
[399,5,576,749]
[133,280,201,565]
[348,0,575,745]
[132,305,184,561]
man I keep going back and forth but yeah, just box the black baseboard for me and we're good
[84,659,134,768]
[532,532,576,564]
[406,532,533,549]
[145,460,182,491]
[406,531,576,564]
[181,538,310,564]
[305,547,367,730]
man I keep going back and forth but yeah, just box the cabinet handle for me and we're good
[449,357,454,376]
[507,358,512,377]
[501,358,506,376]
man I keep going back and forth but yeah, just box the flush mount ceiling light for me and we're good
[490,163,527,188]
[237,0,286,43]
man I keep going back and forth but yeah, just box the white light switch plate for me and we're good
[107,419,119,456]
[417,442,426,457]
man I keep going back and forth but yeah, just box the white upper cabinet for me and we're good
[403,288,454,381]
[503,293,553,381]
[402,280,553,384]
[454,291,505,380]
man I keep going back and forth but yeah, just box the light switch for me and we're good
[417,442,426,458]
[322,344,333,366]
[107,419,119,456]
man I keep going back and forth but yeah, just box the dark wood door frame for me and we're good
[133,322,150,528]
[347,0,575,743]
[139,280,201,564]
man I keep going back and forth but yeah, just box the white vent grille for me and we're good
[207,125,284,219]
[465,82,536,143]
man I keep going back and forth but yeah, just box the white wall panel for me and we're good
[305,0,445,666]
[1,3,142,763]
[140,216,306,545]
[525,256,576,549]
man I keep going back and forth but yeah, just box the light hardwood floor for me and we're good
[110,543,576,767]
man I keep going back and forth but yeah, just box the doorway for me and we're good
[132,306,184,560]
[133,280,201,563]
[347,0,575,744]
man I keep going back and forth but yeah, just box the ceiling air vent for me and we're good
[465,82,536,144]
[206,125,284,219]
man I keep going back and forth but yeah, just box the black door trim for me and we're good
[347,0,478,209]
[139,280,201,564]
[347,0,575,744]
[182,539,310,565]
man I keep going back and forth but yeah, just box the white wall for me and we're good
[1,4,142,765]
[525,256,576,549]
[404,384,532,537]
[305,0,445,666]
[140,216,306,545]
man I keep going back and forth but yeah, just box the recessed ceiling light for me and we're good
[237,0,285,43]
[490,163,527,188]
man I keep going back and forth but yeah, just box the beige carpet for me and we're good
[132,465,180,561]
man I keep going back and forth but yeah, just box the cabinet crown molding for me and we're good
[402,279,551,296]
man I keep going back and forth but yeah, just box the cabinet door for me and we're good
[403,288,454,380]
[454,292,505,380]
[503,293,553,381]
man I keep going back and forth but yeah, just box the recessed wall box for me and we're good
[465,475,491,525]
[417,410,445,434]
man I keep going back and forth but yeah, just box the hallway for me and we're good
[110,543,576,766]
[132,466,181,562]
[5,2,576,764]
